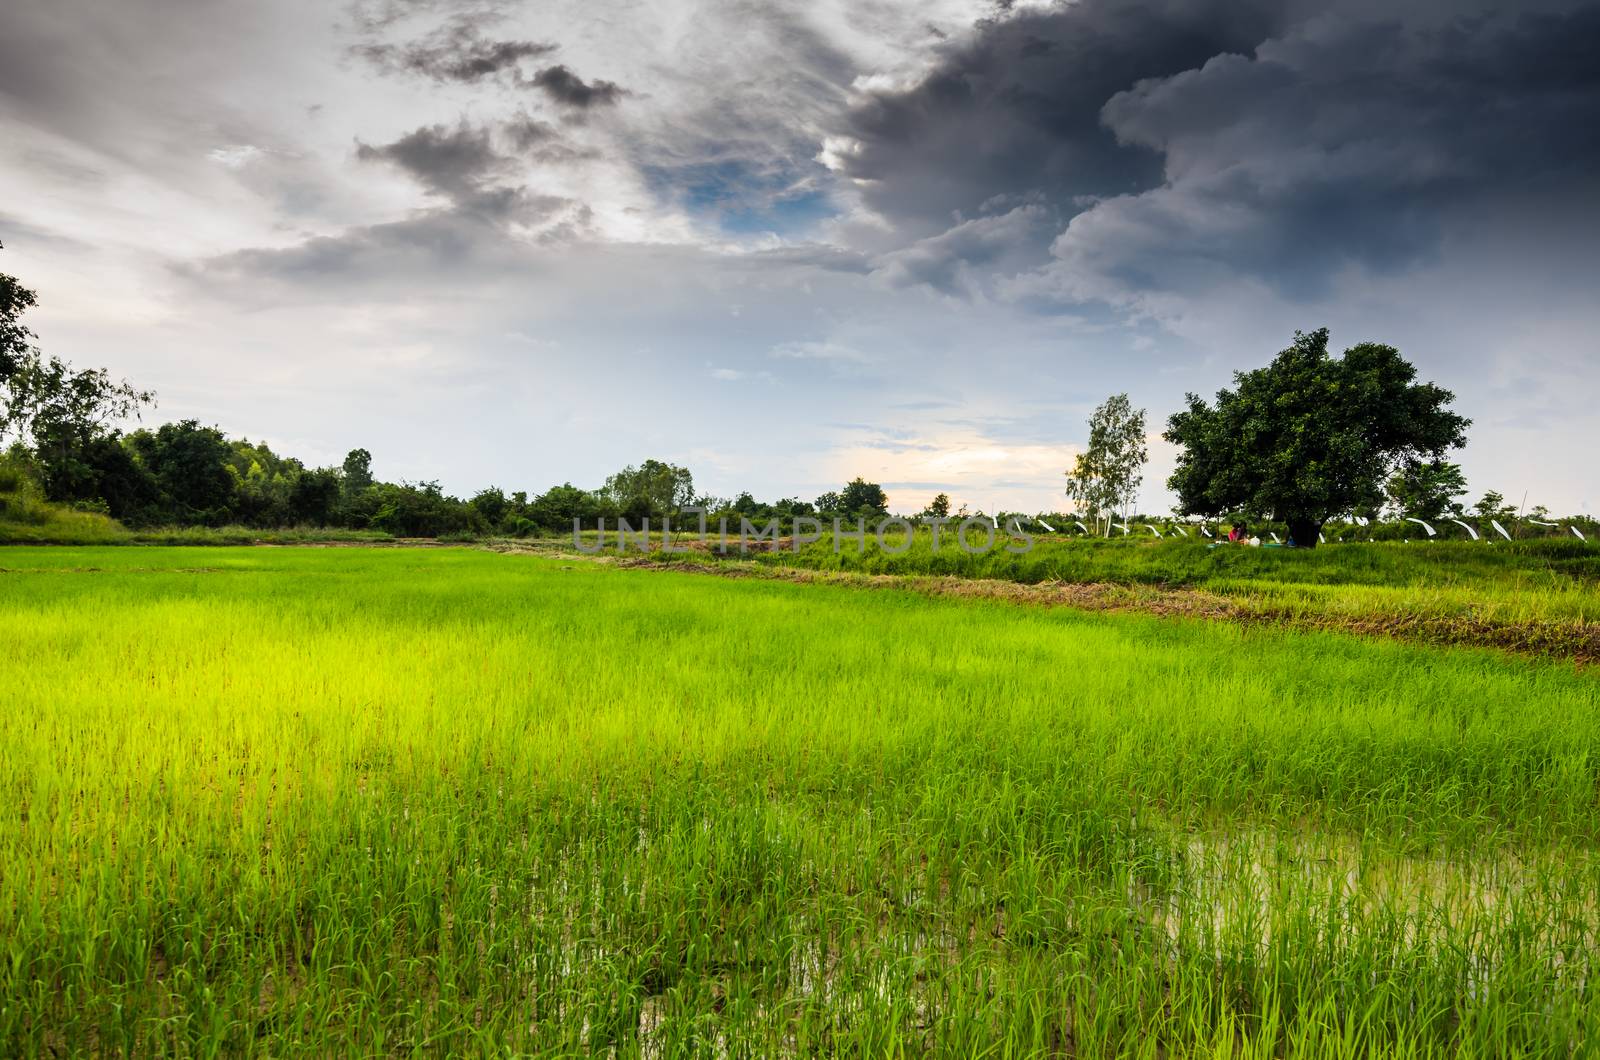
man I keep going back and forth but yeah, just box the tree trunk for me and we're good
[1286,517,1322,548]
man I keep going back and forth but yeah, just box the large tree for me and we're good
[1065,393,1147,536]
[1165,329,1469,548]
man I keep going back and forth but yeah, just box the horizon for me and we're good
[4,0,1597,515]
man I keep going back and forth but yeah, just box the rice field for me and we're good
[551,532,1600,661]
[3,546,1598,1056]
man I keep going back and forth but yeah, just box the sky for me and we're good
[3,0,1598,516]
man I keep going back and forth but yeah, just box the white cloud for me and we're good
[206,144,265,168]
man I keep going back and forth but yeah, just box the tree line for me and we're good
[1,245,928,537]
[2,245,1588,546]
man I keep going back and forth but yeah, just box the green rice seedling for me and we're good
[1,547,1597,1055]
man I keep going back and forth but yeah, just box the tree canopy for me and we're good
[601,459,695,520]
[1164,329,1469,547]
[837,477,889,518]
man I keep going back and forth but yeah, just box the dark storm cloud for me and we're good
[840,0,1600,300]
[1036,4,1600,303]
[1105,6,1600,194]
[835,0,1286,237]
[527,64,625,108]
[355,17,556,84]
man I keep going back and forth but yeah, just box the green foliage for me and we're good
[470,486,511,528]
[0,242,39,384]
[1165,328,1470,547]
[601,459,695,520]
[1474,490,1518,521]
[922,492,951,518]
[0,452,130,543]
[131,421,236,525]
[525,482,605,533]
[10,359,154,455]
[836,476,889,518]
[362,480,484,538]
[1386,459,1468,519]
[290,467,342,526]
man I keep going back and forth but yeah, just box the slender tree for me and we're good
[341,448,374,499]
[1065,393,1147,536]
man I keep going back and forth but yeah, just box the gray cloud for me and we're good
[355,16,556,84]
[834,0,1600,304]
[356,121,510,199]
[1028,5,1600,305]
[500,114,598,163]
[502,116,557,151]
[742,244,873,274]
[835,0,1286,238]
[527,64,624,108]
[875,202,1054,295]
[209,119,587,285]
[351,12,624,110]
[355,116,592,198]
[199,194,577,285]
[345,0,522,35]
